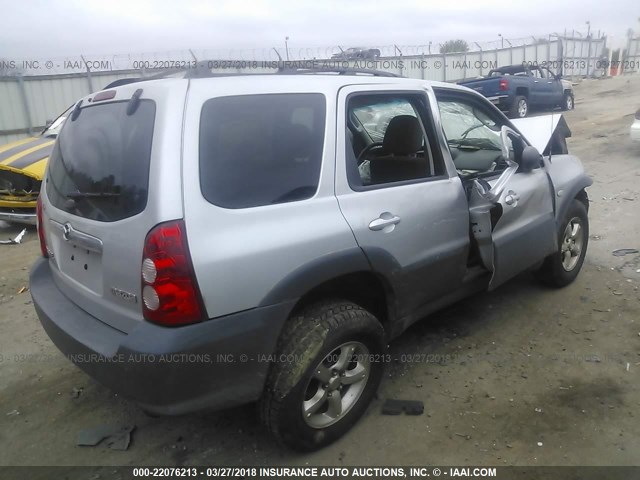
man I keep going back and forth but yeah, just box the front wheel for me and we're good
[562,92,574,111]
[509,96,529,118]
[535,199,589,287]
[259,300,385,451]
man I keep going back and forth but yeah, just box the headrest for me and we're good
[382,115,423,155]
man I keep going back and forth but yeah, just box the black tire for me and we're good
[508,95,529,118]
[562,92,574,111]
[259,300,386,451]
[535,199,589,287]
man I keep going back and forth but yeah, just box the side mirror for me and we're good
[500,126,522,164]
[474,126,520,203]
[520,146,543,172]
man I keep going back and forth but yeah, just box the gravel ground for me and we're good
[0,74,639,474]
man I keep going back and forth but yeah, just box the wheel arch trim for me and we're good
[555,175,592,229]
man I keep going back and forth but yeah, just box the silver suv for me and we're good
[30,69,591,451]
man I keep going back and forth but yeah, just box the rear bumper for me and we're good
[486,94,511,110]
[0,207,37,225]
[30,257,294,415]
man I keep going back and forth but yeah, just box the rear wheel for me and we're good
[259,300,385,451]
[509,96,529,118]
[535,199,588,287]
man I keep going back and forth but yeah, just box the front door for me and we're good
[435,88,557,289]
[542,67,564,106]
[482,164,557,288]
[529,67,548,106]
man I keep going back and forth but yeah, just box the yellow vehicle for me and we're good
[0,107,70,225]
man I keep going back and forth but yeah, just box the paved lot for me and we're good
[1,75,639,472]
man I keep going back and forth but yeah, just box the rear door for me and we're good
[41,80,187,333]
[335,85,470,319]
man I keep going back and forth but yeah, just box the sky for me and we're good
[1,0,639,60]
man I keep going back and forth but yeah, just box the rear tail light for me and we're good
[141,220,204,326]
[36,195,49,258]
[636,109,640,120]
[499,79,509,91]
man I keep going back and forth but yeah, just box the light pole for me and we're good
[586,21,591,38]
[285,36,290,61]
[498,33,503,49]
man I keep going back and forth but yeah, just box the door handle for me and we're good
[533,80,539,83]
[369,214,401,231]
[504,191,520,206]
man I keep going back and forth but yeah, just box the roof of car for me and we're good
[84,69,477,110]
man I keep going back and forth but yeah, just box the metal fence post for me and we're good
[586,36,592,77]
[16,75,33,136]
[81,55,94,92]
[546,39,551,65]
[505,39,513,64]
[463,52,467,80]
[442,53,447,82]
[607,36,614,76]
[475,42,483,76]
[420,53,425,80]
[579,39,584,77]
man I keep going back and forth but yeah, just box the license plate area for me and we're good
[49,220,104,294]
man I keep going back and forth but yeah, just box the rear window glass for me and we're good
[199,93,326,209]
[46,100,155,222]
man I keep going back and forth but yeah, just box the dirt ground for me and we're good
[1,74,639,472]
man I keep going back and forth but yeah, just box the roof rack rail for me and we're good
[276,66,402,77]
[124,62,404,81]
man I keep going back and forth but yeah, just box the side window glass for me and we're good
[199,94,326,209]
[437,98,507,177]
[352,100,416,143]
[346,95,444,188]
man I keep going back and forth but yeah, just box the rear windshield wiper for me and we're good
[65,191,120,199]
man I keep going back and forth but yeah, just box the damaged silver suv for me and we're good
[30,68,591,451]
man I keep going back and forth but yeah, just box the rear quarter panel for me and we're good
[181,79,362,319]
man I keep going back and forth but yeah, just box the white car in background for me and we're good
[631,108,640,143]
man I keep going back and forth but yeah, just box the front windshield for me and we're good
[41,106,73,138]
[439,101,501,149]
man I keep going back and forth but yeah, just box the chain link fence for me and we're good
[0,31,611,146]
